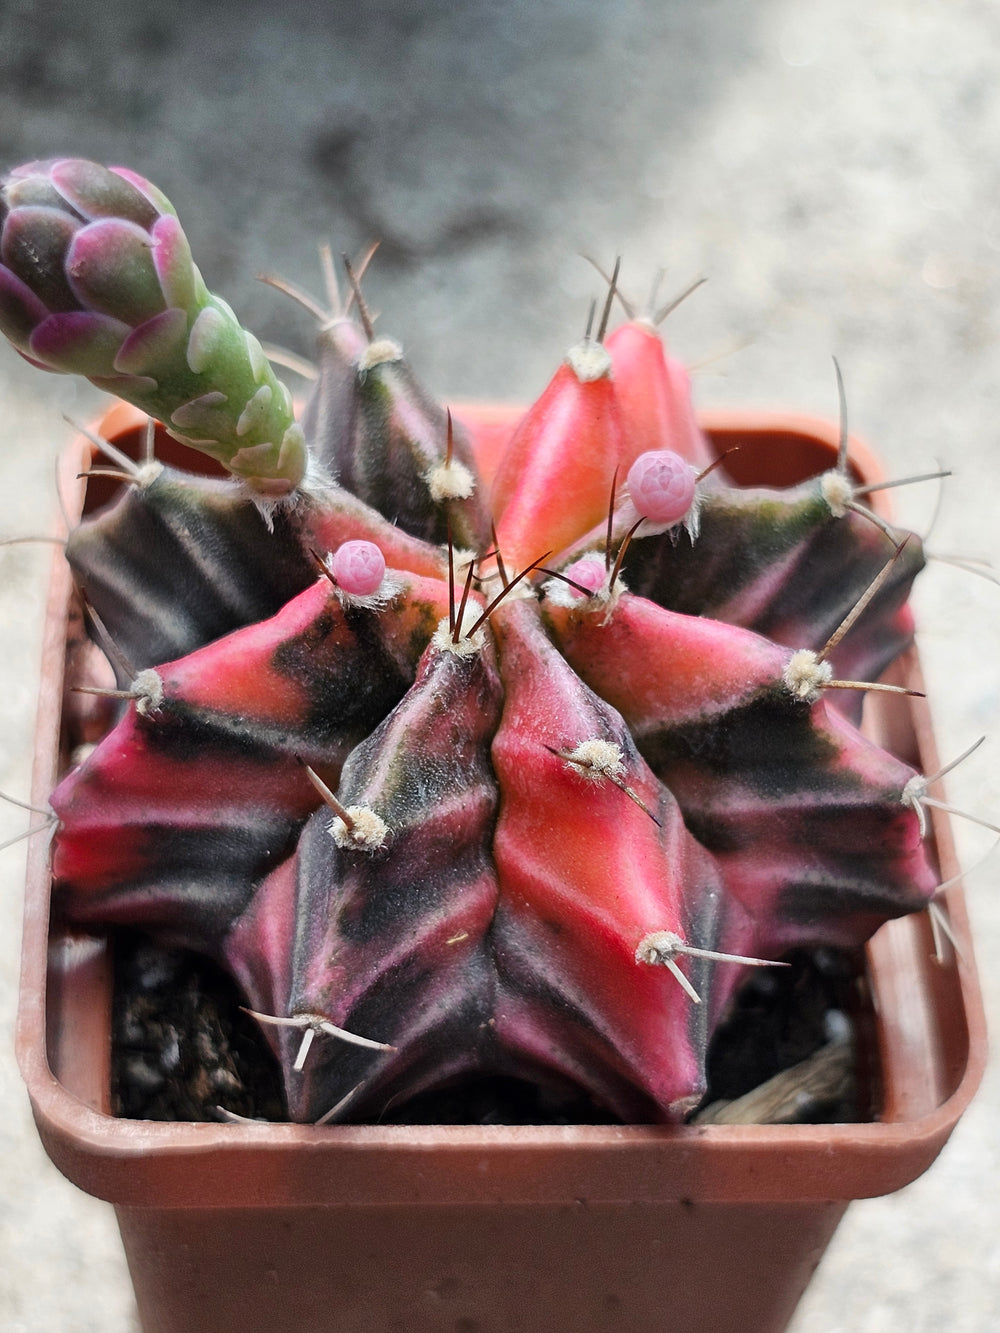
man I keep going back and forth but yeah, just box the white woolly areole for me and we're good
[820,470,853,517]
[431,617,487,657]
[132,460,165,489]
[329,806,388,851]
[901,774,930,838]
[235,424,315,528]
[272,447,333,511]
[782,648,833,702]
[357,338,403,372]
[330,571,404,613]
[426,458,475,501]
[634,930,685,966]
[132,668,164,716]
[543,576,594,609]
[565,340,613,383]
[620,490,704,544]
[564,739,626,781]
[542,571,624,614]
[506,580,537,604]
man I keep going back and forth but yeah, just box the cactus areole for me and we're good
[2,160,943,1126]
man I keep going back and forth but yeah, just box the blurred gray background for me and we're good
[1,1,998,1329]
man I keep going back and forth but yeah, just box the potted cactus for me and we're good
[2,159,986,1333]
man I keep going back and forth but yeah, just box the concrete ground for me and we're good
[0,1,998,1328]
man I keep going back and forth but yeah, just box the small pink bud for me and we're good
[331,540,385,596]
[626,449,696,525]
[563,554,607,598]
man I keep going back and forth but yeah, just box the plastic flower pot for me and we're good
[16,406,986,1333]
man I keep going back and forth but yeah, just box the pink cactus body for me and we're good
[605,318,715,470]
[491,342,624,568]
[489,597,750,1120]
[0,159,942,1125]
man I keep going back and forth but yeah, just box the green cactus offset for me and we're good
[1,158,949,1123]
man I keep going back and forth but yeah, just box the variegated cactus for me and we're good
[2,159,941,1124]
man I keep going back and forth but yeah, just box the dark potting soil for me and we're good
[111,931,872,1125]
[111,933,286,1123]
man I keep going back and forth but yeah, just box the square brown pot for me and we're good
[16,408,986,1333]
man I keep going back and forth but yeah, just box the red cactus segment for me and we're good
[67,451,452,674]
[149,570,458,734]
[491,347,624,568]
[619,478,924,691]
[52,574,454,945]
[341,344,491,552]
[490,599,750,1120]
[545,592,937,945]
[227,637,505,1122]
[157,580,349,726]
[66,465,319,673]
[51,724,316,942]
[302,484,450,583]
[605,319,714,470]
[546,473,924,722]
[299,317,368,478]
[546,588,783,728]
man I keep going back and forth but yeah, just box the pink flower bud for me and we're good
[331,540,386,596]
[562,554,607,598]
[626,449,696,525]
